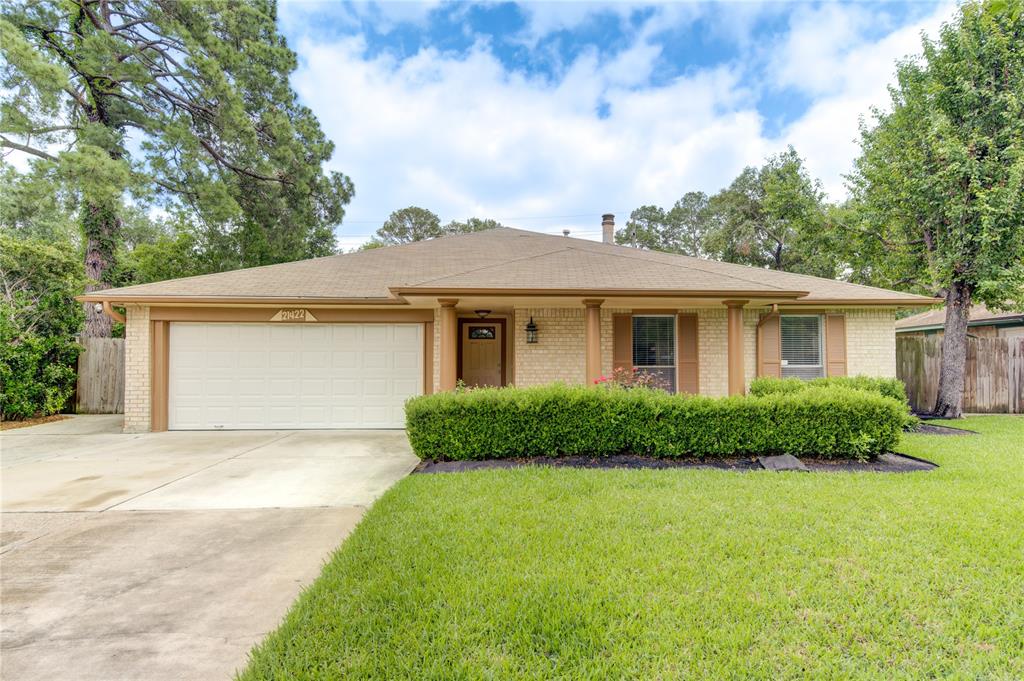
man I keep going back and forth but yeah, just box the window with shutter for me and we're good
[632,315,676,392]
[780,315,824,380]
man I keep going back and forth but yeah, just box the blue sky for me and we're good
[276,1,957,249]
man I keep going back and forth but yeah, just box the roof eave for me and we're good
[75,294,408,306]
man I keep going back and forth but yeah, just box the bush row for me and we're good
[404,383,908,461]
[749,375,909,405]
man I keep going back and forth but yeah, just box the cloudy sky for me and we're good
[276,1,957,249]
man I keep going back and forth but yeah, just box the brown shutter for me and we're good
[612,314,632,372]
[825,314,848,377]
[756,312,782,378]
[676,313,699,394]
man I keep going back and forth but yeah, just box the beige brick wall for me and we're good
[123,305,151,433]
[514,308,586,385]
[843,307,897,377]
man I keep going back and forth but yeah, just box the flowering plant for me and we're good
[593,366,668,391]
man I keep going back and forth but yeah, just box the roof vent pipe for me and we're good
[601,213,614,244]
[562,228,570,237]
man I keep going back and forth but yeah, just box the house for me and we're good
[895,304,1024,340]
[80,217,937,433]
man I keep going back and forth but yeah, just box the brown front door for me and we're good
[460,321,504,387]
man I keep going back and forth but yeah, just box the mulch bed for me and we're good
[0,414,71,431]
[414,452,936,474]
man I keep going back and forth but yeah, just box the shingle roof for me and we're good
[895,303,1024,330]
[82,227,937,305]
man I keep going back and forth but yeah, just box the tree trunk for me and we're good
[933,281,972,418]
[81,201,120,339]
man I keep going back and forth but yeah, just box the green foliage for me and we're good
[1,0,354,281]
[405,384,907,461]
[620,148,836,276]
[846,0,1024,309]
[749,375,909,406]
[0,236,83,419]
[0,160,78,245]
[364,208,504,248]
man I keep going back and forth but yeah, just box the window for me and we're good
[633,316,676,392]
[468,326,496,340]
[781,315,824,380]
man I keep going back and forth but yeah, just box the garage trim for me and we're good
[148,307,434,432]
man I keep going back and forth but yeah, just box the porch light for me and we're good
[525,316,538,344]
[474,309,491,319]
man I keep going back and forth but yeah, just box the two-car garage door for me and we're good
[168,323,423,430]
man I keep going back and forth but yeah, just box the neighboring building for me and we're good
[895,304,1024,340]
[80,218,936,433]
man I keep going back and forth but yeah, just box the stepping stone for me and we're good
[758,454,809,472]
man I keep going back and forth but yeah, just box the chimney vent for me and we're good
[601,213,615,244]
[562,228,570,237]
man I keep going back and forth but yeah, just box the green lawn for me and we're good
[240,416,1024,680]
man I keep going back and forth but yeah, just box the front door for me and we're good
[460,321,503,387]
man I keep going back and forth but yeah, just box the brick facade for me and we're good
[123,304,151,433]
[514,308,586,385]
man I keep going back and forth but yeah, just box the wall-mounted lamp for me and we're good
[474,309,491,319]
[525,316,538,344]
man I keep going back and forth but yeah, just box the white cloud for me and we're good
[283,1,959,249]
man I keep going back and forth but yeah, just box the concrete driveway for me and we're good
[0,416,418,681]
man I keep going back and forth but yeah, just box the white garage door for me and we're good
[168,323,423,430]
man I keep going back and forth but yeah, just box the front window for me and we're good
[781,315,824,380]
[633,315,676,392]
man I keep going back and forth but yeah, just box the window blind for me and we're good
[632,316,676,392]
[781,315,824,380]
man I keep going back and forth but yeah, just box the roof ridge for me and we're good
[409,245,570,286]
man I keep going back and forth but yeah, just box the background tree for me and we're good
[1,0,353,338]
[703,147,836,277]
[0,235,84,420]
[847,0,1024,417]
[615,194,708,256]
[363,210,504,248]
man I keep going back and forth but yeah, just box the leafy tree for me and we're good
[1,0,353,338]
[443,217,505,234]
[0,160,78,245]
[704,147,835,277]
[0,235,84,419]
[847,0,1024,417]
[616,194,708,256]
[363,210,504,249]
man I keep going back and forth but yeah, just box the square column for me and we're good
[584,299,604,384]
[439,299,459,391]
[725,300,747,395]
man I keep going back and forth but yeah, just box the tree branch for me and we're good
[0,135,58,161]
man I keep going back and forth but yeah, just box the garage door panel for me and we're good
[169,323,422,430]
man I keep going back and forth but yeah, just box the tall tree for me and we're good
[848,0,1024,417]
[1,0,353,338]
[616,194,708,256]
[704,147,835,277]
[364,210,504,249]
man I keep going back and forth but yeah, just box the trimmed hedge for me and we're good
[749,375,909,405]
[405,384,907,461]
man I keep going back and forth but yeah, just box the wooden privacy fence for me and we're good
[76,337,125,414]
[897,335,1024,414]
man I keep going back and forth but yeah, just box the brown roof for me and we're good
[895,303,1024,331]
[82,227,937,306]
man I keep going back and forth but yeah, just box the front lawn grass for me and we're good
[239,416,1024,680]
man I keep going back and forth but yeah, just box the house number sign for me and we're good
[270,308,318,322]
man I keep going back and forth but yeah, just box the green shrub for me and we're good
[0,236,83,420]
[405,384,907,461]
[750,375,909,405]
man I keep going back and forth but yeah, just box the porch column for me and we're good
[725,300,747,395]
[439,298,459,391]
[584,299,603,384]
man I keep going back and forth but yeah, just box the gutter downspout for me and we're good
[102,300,126,324]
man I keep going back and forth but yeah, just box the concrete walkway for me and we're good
[0,416,418,681]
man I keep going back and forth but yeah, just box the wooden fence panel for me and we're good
[897,335,1024,414]
[76,337,125,414]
